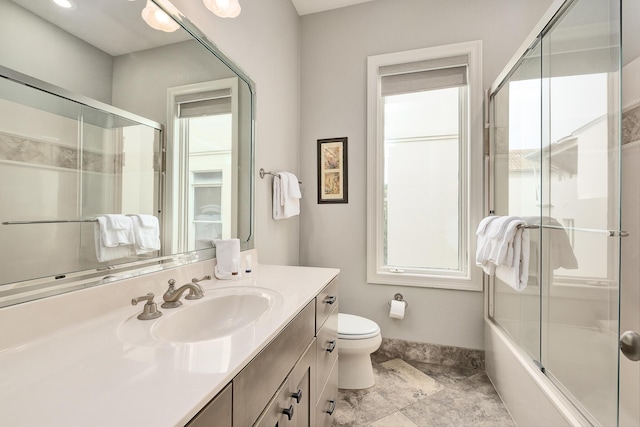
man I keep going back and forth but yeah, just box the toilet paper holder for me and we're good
[388,293,408,308]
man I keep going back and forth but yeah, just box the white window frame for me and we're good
[366,41,483,291]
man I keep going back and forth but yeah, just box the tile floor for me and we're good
[333,352,516,427]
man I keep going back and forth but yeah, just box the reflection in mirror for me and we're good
[0,0,254,307]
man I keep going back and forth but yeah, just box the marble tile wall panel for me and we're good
[376,337,485,370]
[623,105,640,145]
[0,132,115,172]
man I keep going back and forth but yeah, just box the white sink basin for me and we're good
[118,287,282,345]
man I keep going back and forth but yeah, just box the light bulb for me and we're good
[203,0,241,18]
[141,0,180,32]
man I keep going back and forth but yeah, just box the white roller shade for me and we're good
[380,55,468,96]
[176,88,232,118]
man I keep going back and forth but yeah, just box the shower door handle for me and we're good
[620,331,640,361]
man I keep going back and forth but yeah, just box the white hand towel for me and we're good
[273,171,302,220]
[214,238,240,279]
[94,216,134,262]
[130,214,161,254]
[99,214,134,247]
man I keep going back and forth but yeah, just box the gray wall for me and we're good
[170,0,302,266]
[0,0,113,103]
[299,0,554,349]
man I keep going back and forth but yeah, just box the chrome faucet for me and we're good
[161,276,209,308]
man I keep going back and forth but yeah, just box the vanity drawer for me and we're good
[233,301,315,427]
[315,279,338,333]
[316,306,338,397]
[316,358,338,427]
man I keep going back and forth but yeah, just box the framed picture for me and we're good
[317,137,348,204]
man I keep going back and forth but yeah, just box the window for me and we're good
[367,41,483,291]
[167,78,239,253]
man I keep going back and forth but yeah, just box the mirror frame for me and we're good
[0,0,255,307]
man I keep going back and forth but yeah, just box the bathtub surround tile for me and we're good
[377,337,485,370]
[0,131,114,172]
[623,105,640,145]
[333,354,513,427]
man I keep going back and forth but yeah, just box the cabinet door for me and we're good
[316,359,338,427]
[254,380,292,427]
[290,339,316,427]
[186,383,232,427]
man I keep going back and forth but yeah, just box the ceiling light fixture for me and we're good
[203,0,241,18]
[52,0,76,9]
[141,0,180,33]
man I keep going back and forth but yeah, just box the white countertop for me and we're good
[0,263,339,426]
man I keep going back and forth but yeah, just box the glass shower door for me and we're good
[540,0,621,425]
[490,38,543,363]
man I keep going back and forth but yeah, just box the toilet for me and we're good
[337,313,382,389]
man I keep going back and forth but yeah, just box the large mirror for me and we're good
[0,0,254,307]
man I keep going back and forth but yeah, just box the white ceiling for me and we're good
[290,0,376,16]
[11,0,190,56]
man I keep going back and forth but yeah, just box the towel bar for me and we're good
[2,219,98,225]
[259,168,302,184]
[516,223,628,237]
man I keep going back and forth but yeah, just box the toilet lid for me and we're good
[338,313,380,339]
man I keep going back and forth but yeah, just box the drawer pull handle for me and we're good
[326,340,336,353]
[282,405,294,420]
[324,295,337,305]
[292,389,303,403]
[326,399,337,416]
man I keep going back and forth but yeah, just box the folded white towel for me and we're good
[99,214,134,247]
[495,228,530,291]
[94,215,134,262]
[476,215,530,291]
[475,216,499,266]
[214,238,240,279]
[489,217,525,266]
[273,171,302,220]
[130,214,161,254]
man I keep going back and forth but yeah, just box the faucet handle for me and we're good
[167,278,176,287]
[131,293,162,320]
[191,275,211,284]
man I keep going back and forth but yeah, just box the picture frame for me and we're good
[317,137,348,204]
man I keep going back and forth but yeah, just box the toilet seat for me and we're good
[338,313,380,339]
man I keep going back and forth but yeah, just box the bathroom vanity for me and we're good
[0,256,339,427]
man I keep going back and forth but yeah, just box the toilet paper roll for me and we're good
[389,299,405,319]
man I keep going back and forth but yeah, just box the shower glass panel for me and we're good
[540,0,621,424]
[0,76,161,286]
[490,38,542,362]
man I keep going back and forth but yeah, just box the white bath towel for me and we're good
[214,238,240,279]
[130,214,161,254]
[495,227,530,291]
[476,215,499,267]
[476,215,531,289]
[489,217,526,266]
[94,215,134,262]
[273,171,302,220]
